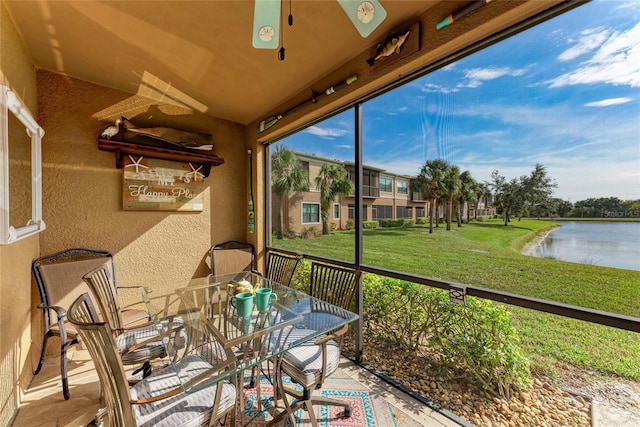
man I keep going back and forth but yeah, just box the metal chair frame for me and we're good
[265,250,302,287]
[273,261,361,426]
[32,248,122,399]
[210,240,256,276]
[68,293,236,427]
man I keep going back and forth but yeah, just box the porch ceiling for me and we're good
[4,0,440,125]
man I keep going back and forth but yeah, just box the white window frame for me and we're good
[301,202,321,224]
[397,180,408,195]
[379,176,392,193]
[333,203,340,220]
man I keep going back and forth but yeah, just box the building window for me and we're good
[416,207,425,218]
[380,177,392,193]
[396,206,412,219]
[397,180,408,195]
[302,203,320,224]
[373,205,393,220]
[348,204,367,220]
[333,203,340,220]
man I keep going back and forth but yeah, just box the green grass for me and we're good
[273,219,640,379]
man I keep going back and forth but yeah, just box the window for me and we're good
[268,1,638,314]
[333,203,340,220]
[372,205,392,220]
[397,180,408,195]
[267,3,639,409]
[348,204,367,221]
[380,177,392,192]
[301,203,320,224]
[396,206,412,219]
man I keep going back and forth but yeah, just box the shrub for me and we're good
[289,259,311,292]
[363,276,530,397]
[379,219,416,227]
[363,220,379,229]
[416,217,428,224]
[346,219,355,230]
[300,226,319,239]
[329,221,338,231]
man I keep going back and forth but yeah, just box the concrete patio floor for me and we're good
[11,347,464,427]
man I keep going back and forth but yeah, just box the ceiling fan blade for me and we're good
[252,0,281,49]
[337,0,387,38]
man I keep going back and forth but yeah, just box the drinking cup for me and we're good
[230,292,254,317]
[255,288,278,312]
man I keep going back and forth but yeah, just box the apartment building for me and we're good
[272,152,495,236]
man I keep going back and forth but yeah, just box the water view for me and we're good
[531,221,640,271]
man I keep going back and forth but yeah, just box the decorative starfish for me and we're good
[184,163,204,182]
[124,155,148,173]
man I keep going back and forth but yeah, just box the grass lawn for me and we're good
[273,218,640,379]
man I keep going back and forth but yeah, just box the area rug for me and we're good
[226,368,425,427]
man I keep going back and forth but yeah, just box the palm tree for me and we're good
[314,163,353,235]
[271,146,309,239]
[440,164,461,231]
[456,170,475,227]
[412,159,450,234]
[473,182,490,220]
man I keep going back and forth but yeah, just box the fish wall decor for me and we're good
[366,29,411,66]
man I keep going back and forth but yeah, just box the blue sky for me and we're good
[278,0,640,202]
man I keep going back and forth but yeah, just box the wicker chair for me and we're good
[67,293,236,427]
[210,240,256,276]
[265,250,302,287]
[273,261,360,425]
[32,248,149,400]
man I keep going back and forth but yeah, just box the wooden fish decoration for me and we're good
[99,117,214,151]
[366,30,411,66]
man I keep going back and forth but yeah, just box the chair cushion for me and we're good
[117,317,185,364]
[279,329,341,388]
[131,354,236,427]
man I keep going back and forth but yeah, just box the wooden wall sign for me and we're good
[122,155,205,211]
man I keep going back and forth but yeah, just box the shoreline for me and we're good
[520,227,555,256]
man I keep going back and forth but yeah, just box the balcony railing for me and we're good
[349,185,380,198]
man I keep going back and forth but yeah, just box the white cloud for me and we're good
[420,82,459,94]
[304,125,349,139]
[557,27,609,61]
[548,22,640,88]
[584,97,633,107]
[453,66,528,89]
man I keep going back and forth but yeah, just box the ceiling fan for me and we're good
[252,0,387,50]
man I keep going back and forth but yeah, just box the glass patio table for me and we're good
[139,271,358,424]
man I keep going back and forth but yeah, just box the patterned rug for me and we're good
[226,368,425,427]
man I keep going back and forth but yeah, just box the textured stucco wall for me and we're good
[0,2,40,425]
[37,70,247,301]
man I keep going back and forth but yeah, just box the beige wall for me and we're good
[0,2,40,425]
[2,3,249,419]
[37,70,247,299]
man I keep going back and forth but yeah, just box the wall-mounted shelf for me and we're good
[98,138,224,177]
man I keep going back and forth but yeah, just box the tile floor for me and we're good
[11,347,462,427]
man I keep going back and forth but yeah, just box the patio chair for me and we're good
[265,250,303,287]
[32,247,149,400]
[67,292,236,427]
[82,265,181,378]
[210,240,256,276]
[273,261,361,425]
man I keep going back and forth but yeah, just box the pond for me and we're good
[530,221,640,271]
